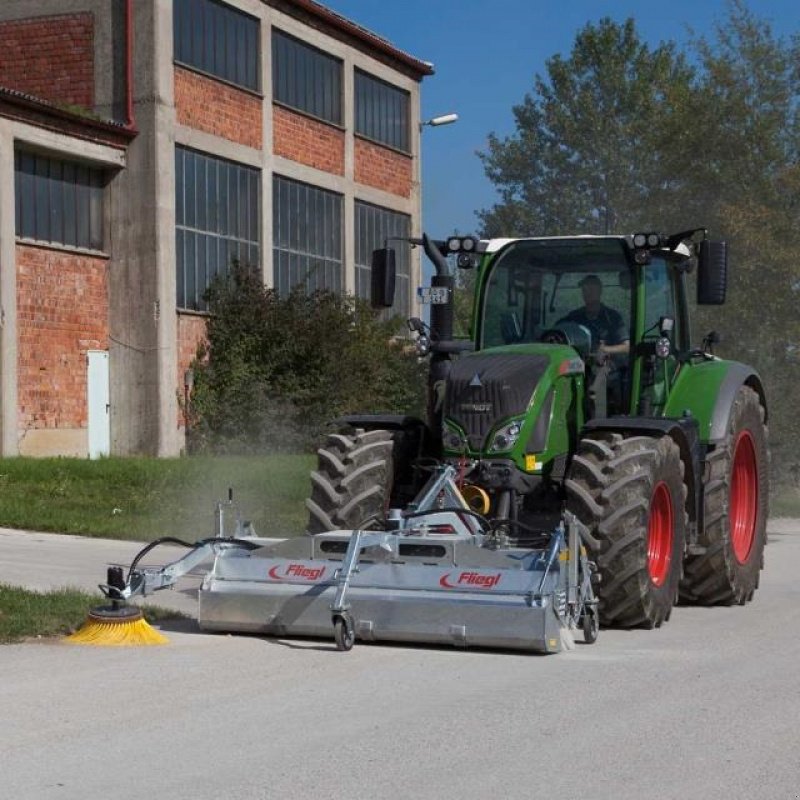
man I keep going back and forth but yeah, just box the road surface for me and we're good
[1,520,799,800]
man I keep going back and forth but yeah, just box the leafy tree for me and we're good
[478,3,800,485]
[478,17,695,236]
[188,265,426,453]
[686,3,800,481]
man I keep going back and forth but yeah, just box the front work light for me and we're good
[445,236,480,254]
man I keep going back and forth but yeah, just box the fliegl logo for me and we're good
[268,563,326,581]
[439,571,502,590]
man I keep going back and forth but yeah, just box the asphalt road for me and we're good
[2,521,799,800]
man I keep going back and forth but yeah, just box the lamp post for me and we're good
[416,113,459,314]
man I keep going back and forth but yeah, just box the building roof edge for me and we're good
[0,86,136,147]
[273,0,434,79]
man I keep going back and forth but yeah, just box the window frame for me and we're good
[14,149,107,254]
[354,68,411,154]
[173,0,261,94]
[272,174,344,296]
[271,28,344,127]
[175,145,262,312]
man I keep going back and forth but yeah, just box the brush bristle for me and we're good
[66,616,169,646]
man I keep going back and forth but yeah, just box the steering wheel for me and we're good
[539,328,569,345]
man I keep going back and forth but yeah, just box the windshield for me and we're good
[481,238,633,350]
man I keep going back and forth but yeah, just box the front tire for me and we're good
[566,434,687,628]
[306,429,395,534]
[681,386,768,605]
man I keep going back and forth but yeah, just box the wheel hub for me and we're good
[730,431,758,564]
[647,482,673,587]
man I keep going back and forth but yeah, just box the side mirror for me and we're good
[697,240,727,305]
[371,248,396,308]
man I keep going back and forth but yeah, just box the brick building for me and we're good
[0,0,432,457]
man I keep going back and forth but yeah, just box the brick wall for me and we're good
[16,244,109,432]
[273,104,345,175]
[354,137,412,198]
[177,313,208,428]
[0,14,94,108]
[174,66,263,149]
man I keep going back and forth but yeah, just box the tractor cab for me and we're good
[475,235,698,419]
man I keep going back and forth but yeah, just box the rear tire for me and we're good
[306,429,395,534]
[680,386,768,605]
[566,434,687,628]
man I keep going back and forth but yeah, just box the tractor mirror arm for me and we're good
[665,228,707,251]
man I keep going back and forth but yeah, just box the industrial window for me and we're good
[273,175,343,295]
[14,151,105,251]
[173,0,259,91]
[355,201,411,318]
[355,70,410,152]
[272,30,342,125]
[175,146,261,311]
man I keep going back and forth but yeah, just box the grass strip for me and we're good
[772,486,800,517]
[0,454,314,541]
[0,583,183,644]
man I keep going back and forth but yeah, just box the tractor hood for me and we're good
[443,344,576,452]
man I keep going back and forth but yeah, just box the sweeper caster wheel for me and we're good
[582,607,599,645]
[333,614,355,652]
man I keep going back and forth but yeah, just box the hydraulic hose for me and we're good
[126,536,259,580]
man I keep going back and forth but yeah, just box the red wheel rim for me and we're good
[648,482,673,587]
[730,431,758,564]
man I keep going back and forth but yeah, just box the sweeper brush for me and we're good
[66,604,168,646]
[94,466,598,653]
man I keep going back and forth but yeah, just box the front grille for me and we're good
[444,353,549,450]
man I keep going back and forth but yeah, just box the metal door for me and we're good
[87,350,110,458]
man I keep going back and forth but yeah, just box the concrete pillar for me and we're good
[410,87,423,316]
[109,0,179,456]
[261,18,274,287]
[152,0,180,457]
[342,54,356,294]
[0,120,18,455]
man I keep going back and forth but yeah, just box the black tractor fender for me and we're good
[708,363,767,444]
[581,416,702,532]
[335,414,430,438]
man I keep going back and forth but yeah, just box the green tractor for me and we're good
[306,230,768,629]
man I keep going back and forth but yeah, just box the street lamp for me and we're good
[419,112,459,131]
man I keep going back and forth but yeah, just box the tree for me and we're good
[685,3,800,482]
[478,3,800,486]
[478,17,695,237]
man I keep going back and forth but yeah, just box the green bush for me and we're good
[188,265,426,453]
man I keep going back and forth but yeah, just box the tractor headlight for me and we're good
[489,420,523,453]
[443,425,467,452]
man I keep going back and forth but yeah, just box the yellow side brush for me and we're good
[66,605,169,647]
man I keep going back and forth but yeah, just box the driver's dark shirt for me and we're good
[563,304,628,346]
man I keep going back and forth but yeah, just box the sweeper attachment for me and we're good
[98,466,598,653]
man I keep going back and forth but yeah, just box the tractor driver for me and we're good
[563,274,630,356]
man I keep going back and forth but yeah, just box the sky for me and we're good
[323,0,800,241]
